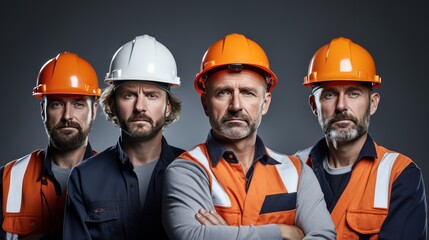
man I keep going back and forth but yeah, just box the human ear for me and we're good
[369,92,380,115]
[261,91,272,115]
[201,94,209,116]
[165,98,171,117]
[309,95,318,116]
[40,101,46,122]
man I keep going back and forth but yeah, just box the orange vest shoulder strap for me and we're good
[373,145,412,208]
[183,145,231,207]
[267,148,301,193]
[331,150,406,224]
[3,153,33,213]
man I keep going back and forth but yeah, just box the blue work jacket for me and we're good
[63,136,184,240]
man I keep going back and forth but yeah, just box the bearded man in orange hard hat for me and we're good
[0,52,100,240]
[295,37,427,239]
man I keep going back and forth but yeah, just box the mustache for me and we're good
[327,112,357,126]
[54,121,82,130]
[128,113,153,124]
[221,111,250,123]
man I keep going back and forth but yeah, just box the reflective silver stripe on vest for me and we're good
[188,146,231,207]
[267,148,299,193]
[6,154,32,213]
[374,152,399,209]
[188,146,300,208]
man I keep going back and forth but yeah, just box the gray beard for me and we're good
[325,114,370,143]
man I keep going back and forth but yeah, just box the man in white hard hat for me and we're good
[63,35,184,239]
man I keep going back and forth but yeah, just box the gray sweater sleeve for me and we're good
[295,161,336,239]
[162,159,281,240]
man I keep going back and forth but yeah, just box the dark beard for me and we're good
[120,113,165,141]
[48,121,90,151]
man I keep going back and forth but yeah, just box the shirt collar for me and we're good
[205,130,280,167]
[42,142,94,173]
[357,135,377,161]
[40,143,94,195]
[116,139,129,165]
[309,134,377,166]
[115,136,174,169]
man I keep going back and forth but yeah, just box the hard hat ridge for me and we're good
[303,37,381,88]
[32,52,101,99]
[194,33,278,94]
[104,34,181,88]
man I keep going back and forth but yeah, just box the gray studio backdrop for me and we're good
[2,1,428,201]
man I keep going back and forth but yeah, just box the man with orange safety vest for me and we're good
[0,52,100,240]
[295,37,427,239]
[162,33,336,239]
[63,35,185,239]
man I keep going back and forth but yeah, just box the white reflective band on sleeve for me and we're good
[6,232,18,240]
[267,148,299,193]
[6,154,32,213]
[374,152,399,209]
[188,147,231,207]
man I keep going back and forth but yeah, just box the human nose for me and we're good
[63,103,74,120]
[336,93,348,113]
[229,91,243,112]
[135,94,147,112]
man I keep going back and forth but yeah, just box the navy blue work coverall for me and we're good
[63,137,184,240]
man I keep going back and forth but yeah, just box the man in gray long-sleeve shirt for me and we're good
[162,33,335,240]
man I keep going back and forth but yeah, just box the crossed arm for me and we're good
[162,159,335,240]
[195,208,305,239]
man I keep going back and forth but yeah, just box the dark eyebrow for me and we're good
[320,87,338,93]
[116,86,137,94]
[240,86,258,92]
[345,86,365,92]
[143,88,164,95]
[46,98,63,102]
[118,85,135,91]
[212,85,232,93]
[47,97,87,102]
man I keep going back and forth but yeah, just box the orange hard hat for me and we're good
[303,37,381,88]
[194,33,278,94]
[33,52,101,98]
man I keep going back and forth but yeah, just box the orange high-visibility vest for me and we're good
[2,150,65,238]
[180,144,302,226]
[305,144,411,240]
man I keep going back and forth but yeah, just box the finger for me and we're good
[198,208,222,225]
[195,212,213,225]
[209,209,227,225]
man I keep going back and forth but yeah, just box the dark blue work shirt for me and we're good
[63,137,184,240]
[308,135,427,240]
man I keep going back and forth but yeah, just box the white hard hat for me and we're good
[105,35,180,88]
